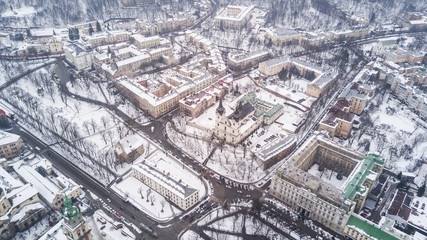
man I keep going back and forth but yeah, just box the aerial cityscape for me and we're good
[0,0,426,239]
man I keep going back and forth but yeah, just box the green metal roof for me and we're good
[342,154,384,200]
[346,215,399,240]
[239,92,283,119]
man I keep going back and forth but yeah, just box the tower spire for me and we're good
[216,98,225,115]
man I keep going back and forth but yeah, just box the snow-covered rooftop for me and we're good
[215,5,253,22]
[14,164,61,204]
[133,160,198,199]
[0,166,23,190]
[0,130,21,146]
[116,134,145,155]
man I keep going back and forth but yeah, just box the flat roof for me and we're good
[346,215,399,240]
[0,130,20,146]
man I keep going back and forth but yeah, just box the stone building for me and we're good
[269,133,385,233]
[215,5,253,30]
[214,92,283,145]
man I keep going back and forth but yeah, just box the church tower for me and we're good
[62,196,92,240]
[214,98,226,139]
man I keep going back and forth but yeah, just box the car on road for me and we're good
[245,195,251,198]
[97,217,106,224]
[131,215,136,219]
[106,198,111,203]
[120,206,125,211]
[237,190,242,194]
[115,212,121,217]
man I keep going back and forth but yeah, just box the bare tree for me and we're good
[146,188,151,202]
[138,187,144,199]
[101,116,109,129]
[90,119,97,134]
[150,195,156,206]
[160,200,166,212]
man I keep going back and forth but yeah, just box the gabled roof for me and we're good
[227,101,255,122]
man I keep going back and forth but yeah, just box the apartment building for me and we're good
[259,56,338,98]
[299,32,327,49]
[330,28,369,42]
[387,73,427,120]
[228,50,269,71]
[270,133,385,233]
[131,34,160,49]
[264,28,301,46]
[0,130,23,159]
[83,30,130,48]
[133,161,199,210]
[179,77,232,117]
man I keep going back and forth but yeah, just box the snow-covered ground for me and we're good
[1,6,36,17]
[346,90,427,185]
[91,210,135,240]
[112,175,182,221]
[264,77,316,109]
[208,142,267,183]
[12,213,52,240]
[0,59,49,85]
[1,65,140,184]
[307,163,348,189]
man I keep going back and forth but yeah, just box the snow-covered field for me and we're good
[1,6,36,17]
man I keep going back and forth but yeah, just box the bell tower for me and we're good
[62,196,92,240]
[215,98,226,139]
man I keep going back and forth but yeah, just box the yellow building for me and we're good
[0,130,23,159]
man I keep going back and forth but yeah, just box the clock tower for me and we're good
[62,196,92,240]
